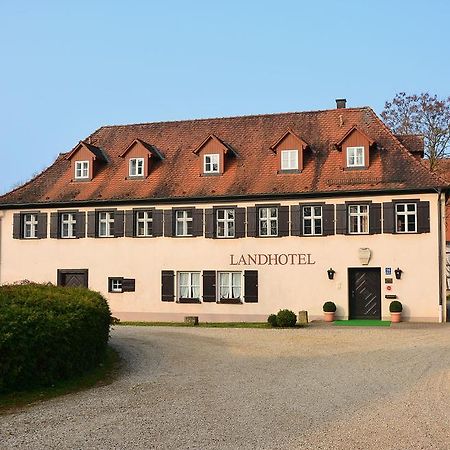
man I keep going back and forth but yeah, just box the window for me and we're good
[348,205,369,234]
[136,210,153,236]
[98,212,114,237]
[108,277,135,293]
[281,150,298,170]
[178,272,200,299]
[60,213,76,238]
[204,154,220,174]
[396,203,417,233]
[303,206,322,235]
[129,158,144,177]
[259,207,278,236]
[175,210,193,236]
[216,209,235,238]
[23,214,38,239]
[346,147,365,168]
[75,161,89,179]
[219,272,241,300]
[109,278,123,293]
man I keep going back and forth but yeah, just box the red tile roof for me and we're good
[0,107,447,207]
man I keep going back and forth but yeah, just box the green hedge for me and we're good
[0,283,111,393]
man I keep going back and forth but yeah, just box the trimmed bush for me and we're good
[323,301,336,312]
[389,300,403,313]
[0,283,111,393]
[267,314,278,327]
[276,309,297,327]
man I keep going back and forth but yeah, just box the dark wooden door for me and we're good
[57,269,88,288]
[348,268,381,320]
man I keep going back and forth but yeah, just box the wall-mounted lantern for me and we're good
[394,268,403,280]
[327,268,336,280]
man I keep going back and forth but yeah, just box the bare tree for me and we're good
[381,92,450,171]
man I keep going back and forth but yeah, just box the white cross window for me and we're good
[75,161,89,179]
[178,272,200,299]
[216,209,235,238]
[259,207,278,236]
[61,213,76,238]
[98,212,114,237]
[396,203,417,233]
[348,205,369,234]
[136,211,153,236]
[219,272,241,300]
[176,210,193,236]
[303,206,322,235]
[281,150,298,170]
[346,147,365,167]
[129,158,144,177]
[204,154,220,174]
[23,214,38,239]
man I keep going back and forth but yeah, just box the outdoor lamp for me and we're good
[394,268,403,280]
[327,268,335,280]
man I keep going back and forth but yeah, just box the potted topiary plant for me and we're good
[323,301,336,322]
[389,300,403,323]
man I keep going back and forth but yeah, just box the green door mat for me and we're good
[333,320,391,327]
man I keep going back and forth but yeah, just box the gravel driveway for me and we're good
[1,324,450,449]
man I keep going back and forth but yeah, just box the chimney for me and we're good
[336,98,347,109]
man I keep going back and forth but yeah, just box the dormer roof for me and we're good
[66,141,108,162]
[335,125,375,149]
[119,138,164,160]
[269,129,309,153]
[192,134,237,156]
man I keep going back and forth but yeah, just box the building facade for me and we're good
[0,103,448,322]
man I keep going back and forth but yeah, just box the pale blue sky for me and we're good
[1,0,449,194]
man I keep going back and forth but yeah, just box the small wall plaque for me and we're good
[385,278,393,284]
[385,294,397,299]
[385,267,392,276]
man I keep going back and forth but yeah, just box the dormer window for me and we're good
[270,130,308,173]
[204,154,220,174]
[129,158,144,177]
[193,135,237,176]
[346,147,365,168]
[281,150,298,171]
[335,126,375,170]
[75,161,89,179]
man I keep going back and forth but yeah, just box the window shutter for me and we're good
[278,206,289,237]
[125,210,134,237]
[193,209,204,237]
[161,270,175,301]
[122,278,136,292]
[75,211,86,238]
[244,270,258,303]
[291,205,301,236]
[383,202,395,234]
[153,210,163,237]
[13,213,22,239]
[322,205,335,236]
[36,213,47,239]
[247,207,257,237]
[235,207,246,238]
[205,209,214,238]
[417,201,430,233]
[87,211,96,237]
[369,203,381,234]
[164,210,173,237]
[114,210,124,237]
[335,204,347,234]
[202,270,216,302]
[50,212,59,239]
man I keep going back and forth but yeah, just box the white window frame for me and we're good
[218,272,242,300]
[61,212,76,239]
[98,211,114,237]
[281,149,299,170]
[129,158,144,177]
[136,210,153,237]
[216,208,235,238]
[395,203,417,233]
[23,213,38,239]
[204,154,220,174]
[178,272,201,299]
[75,160,90,179]
[110,278,123,293]
[348,204,369,234]
[346,147,365,168]
[175,210,193,236]
[303,206,323,236]
[259,207,278,237]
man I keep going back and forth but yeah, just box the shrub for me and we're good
[276,309,297,327]
[267,314,278,327]
[0,283,111,394]
[389,300,403,313]
[323,301,336,312]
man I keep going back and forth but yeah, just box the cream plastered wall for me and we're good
[0,192,445,322]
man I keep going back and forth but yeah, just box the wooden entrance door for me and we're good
[57,269,88,288]
[348,268,381,320]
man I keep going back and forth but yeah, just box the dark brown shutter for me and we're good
[87,211,96,237]
[75,211,86,238]
[417,201,430,233]
[37,213,47,239]
[202,271,216,302]
[13,213,22,239]
[50,212,59,239]
[193,209,203,237]
[335,204,347,234]
[205,209,214,238]
[122,278,136,292]
[322,205,335,236]
[235,207,245,238]
[153,210,163,237]
[161,270,175,301]
[244,270,258,303]
[291,205,301,236]
[369,203,381,234]
[114,210,124,237]
[164,210,173,237]
[383,202,395,234]
[247,207,257,237]
[278,206,289,237]
[125,210,134,237]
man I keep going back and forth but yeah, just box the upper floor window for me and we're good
[396,203,417,233]
[175,210,193,236]
[259,207,278,237]
[204,154,220,174]
[281,150,298,171]
[136,210,153,236]
[75,161,89,179]
[129,158,144,177]
[346,147,365,168]
[303,206,322,235]
[61,213,76,238]
[178,272,200,299]
[219,272,241,300]
[348,205,369,234]
[216,209,235,238]
[23,213,38,239]
[98,211,114,237]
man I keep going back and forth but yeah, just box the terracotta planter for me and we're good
[324,312,335,322]
[390,312,401,323]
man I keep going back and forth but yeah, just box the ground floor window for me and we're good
[178,272,200,299]
[219,272,241,299]
[109,277,123,293]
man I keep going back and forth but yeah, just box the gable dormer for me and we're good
[335,126,375,170]
[193,134,237,176]
[66,141,107,181]
[119,139,164,179]
[270,129,309,173]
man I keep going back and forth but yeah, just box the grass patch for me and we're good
[118,321,307,329]
[0,345,120,414]
[334,320,391,327]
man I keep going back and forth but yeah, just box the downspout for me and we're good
[437,190,444,323]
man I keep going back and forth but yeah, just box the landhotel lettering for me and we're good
[230,253,316,266]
